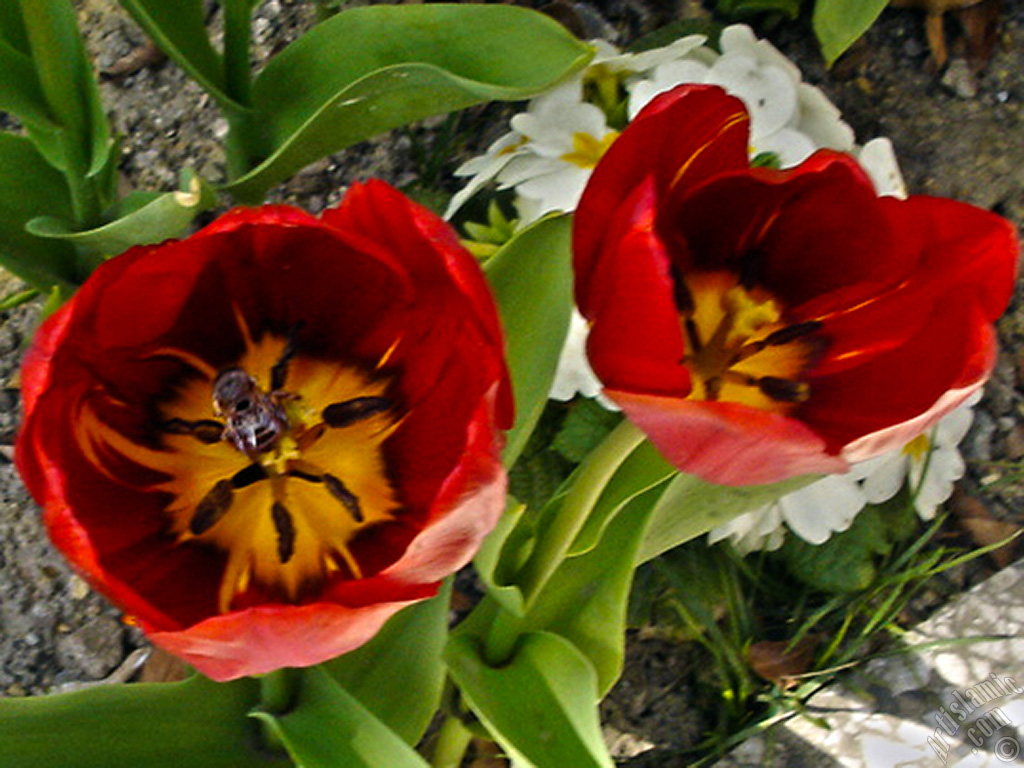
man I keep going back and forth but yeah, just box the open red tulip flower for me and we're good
[16,181,513,681]
[574,85,1018,487]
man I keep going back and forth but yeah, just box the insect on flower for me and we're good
[16,181,513,680]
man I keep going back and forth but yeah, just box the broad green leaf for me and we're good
[322,581,451,746]
[813,0,889,66]
[0,133,76,291]
[18,0,114,179]
[446,631,614,768]
[485,215,574,467]
[525,486,661,694]
[0,2,29,53]
[26,171,217,257]
[116,0,232,107]
[251,666,429,768]
[0,675,287,768]
[473,500,528,618]
[0,37,57,132]
[227,5,593,200]
[569,440,673,557]
[637,471,819,564]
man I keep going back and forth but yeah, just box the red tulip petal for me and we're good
[803,299,997,454]
[575,85,750,304]
[148,597,427,681]
[609,389,848,485]
[582,179,691,396]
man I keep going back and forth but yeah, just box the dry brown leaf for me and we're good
[889,0,1001,72]
[137,646,192,683]
[950,487,1021,569]
[101,39,167,82]
[748,635,821,689]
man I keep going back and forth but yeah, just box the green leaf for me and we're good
[0,675,287,768]
[26,171,218,257]
[446,631,614,768]
[226,5,593,200]
[18,0,114,178]
[0,133,76,291]
[484,215,574,467]
[322,582,451,746]
[525,485,661,694]
[568,440,673,557]
[252,667,429,768]
[637,472,819,564]
[813,0,889,66]
[116,0,232,107]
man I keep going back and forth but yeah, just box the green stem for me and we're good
[258,667,301,754]
[515,420,645,608]
[431,714,474,768]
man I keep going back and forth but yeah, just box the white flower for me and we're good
[548,310,618,410]
[708,472,867,554]
[857,138,908,198]
[447,26,909,406]
[445,77,616,224]
[858,392,980,520]
[627,25,854,168]
[709,395,980,551]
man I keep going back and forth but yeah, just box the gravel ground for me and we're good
[0,0,1021,762]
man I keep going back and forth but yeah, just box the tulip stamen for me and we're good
[677,270,823,414]
[150,330,401,610]
[191,479,234,535]
[271,501,296,564]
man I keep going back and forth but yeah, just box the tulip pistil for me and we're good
[675,270,824,413]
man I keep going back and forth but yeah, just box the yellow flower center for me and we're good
[902,433,931,461]
[677,270,824,414]
[561,131,619,170]
[77,312,401,612]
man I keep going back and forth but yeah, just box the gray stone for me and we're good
[55,616,125,681]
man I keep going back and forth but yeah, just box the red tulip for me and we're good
[16,181,513,681]
[574,85,1017,486]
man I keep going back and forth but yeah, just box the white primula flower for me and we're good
[446,77,616,224]
[859,392,980,520]
[857,138,908,198]
[709,395,980,551]
[548,310,618,410]
[627,25,854,168]
[709,472,867,554]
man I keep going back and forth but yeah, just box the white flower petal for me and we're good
[912,447,965,520]
[627,59,711,119]
[550,310,604,401]
[860,452,908,504]
[707,55,797,140]
[614,34,708,74]
[709,504,785,554]
[719,25,801,86]
[755,127,816,168]
[795,83,855,151]
[514,165,592,217]
[857,138,907,199]
[780,474,866,544]
[445,149,520,220]
[934,398,976,447]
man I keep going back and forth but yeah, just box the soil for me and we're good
[0,0,1021,763]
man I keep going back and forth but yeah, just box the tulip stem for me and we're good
[259,667,300,715]
[516,419,646,608]
[431,713,474,768]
